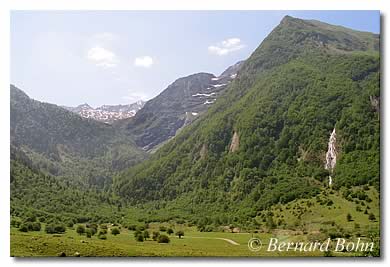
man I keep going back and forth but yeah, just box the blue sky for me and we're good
[11,10,380,107]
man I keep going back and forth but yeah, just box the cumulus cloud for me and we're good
[134,56,154,68]
[208,38,245,56]
[87,46,118,68]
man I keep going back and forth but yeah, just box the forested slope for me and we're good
[114,16,380,221]
[11,85,147,188]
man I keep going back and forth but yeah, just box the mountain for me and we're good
[10,85,147,188]
[10,146,124,224]
[122,61,243,151]
[114,16,380,222]
[63,101,145,124]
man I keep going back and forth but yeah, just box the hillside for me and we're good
[122,61,243,151]
[114,16,380,224]
[11,85,147,188]
[10,147,124,224]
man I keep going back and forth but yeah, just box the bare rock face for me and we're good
[229,132,240,152]
[370,95,380,113]
[200,144,208,159]
[124,61,243,151]
[325,128,337,186]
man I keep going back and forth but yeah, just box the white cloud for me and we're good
[87,46,118,68]
[134,56,154,68]
[208,38,245,56]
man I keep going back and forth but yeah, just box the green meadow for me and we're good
[11,186,379,257]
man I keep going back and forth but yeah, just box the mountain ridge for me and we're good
[63,100,145,124]
[10,85,147,188]
[122,61,243,150]
[114,16,380,223]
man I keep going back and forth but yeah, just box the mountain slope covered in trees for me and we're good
[114,16,380,222]
[11,146,124,224]
[11,85,147,188]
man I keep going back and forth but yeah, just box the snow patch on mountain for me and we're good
[204,99,216,104]
[64,101,145,124]
[213,83,227,88]
[192,92,216,97]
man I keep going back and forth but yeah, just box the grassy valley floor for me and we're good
[11,186,379,257]
[11,227,360,257]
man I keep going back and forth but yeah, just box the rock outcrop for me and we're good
[229,132,240,152]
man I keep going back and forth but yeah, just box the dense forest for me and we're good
[11,86,147,189]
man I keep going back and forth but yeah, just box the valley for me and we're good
[10,15,380,257]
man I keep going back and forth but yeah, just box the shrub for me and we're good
[76,225,85,235]
[11,218,21,228]
[328,230,343,240]
[25,222,34,231]
[152,231,160,241]
[32,222,41,231]
[134,230,141,238]
[76,216,89,223]
[24,212,36,222]
[159,226,167,232]
[111,228,120,236]
[128,224,137,231]
[86,223,98,231]
[176,230,184,239]
[98,234,107,240]
[346,213,352,222]
[368,213,376,221]
[19,224,28,232]
[204,226,214,232]
[143,230,150,240]
[89,227,97,236]
[136,234,144,242]
[54,224,66,233]
[98,229,107,236]
[136,225,145,231]
[86,229,92,238]
[157,234,170,243]
[45,223,66,234]
[167,228,174,235]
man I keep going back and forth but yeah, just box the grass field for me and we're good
[11,227,333,257]
[10,186,380,257]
